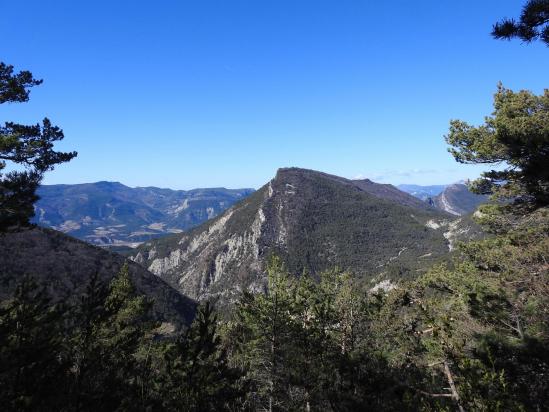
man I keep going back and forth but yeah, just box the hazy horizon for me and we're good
[35,169,460,191]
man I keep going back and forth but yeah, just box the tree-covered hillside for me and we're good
[0,226,196,329]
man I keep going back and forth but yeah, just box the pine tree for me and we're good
[0,62,76,230]
[446,84,549,207]
[68,264,156,411]
[159,301,241,411]
[492,0,549,46]
[0,277,68,411]
[229,256,298,411]
[227,259,415,411]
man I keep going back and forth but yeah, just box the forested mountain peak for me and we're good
[132,167,474,304]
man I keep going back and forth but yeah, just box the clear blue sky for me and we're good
[1,1,547,189]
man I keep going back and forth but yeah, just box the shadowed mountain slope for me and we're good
[132,168,472,304]
[0,227,196,329]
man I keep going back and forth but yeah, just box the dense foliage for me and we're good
[370,205,549,411]
[2,211,547,410]
[0,265,241,412]
[223,218,549,410]
[0,62,76,230]
[224,257,418,411]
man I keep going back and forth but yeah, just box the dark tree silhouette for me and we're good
[492,0,549,45]
[0,63,43,103]
[0,62,76,230]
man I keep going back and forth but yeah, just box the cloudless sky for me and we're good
[1,0,548,189]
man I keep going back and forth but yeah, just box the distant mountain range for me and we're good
[32,182,254,247]
[31,180,486,255]
[397,184,447,201]
[399,183,488,216]
[430,183,489,216]
[132,168,479,304]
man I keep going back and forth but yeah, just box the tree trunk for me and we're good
[443,361,465,412]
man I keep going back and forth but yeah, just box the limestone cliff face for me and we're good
[133,185,272,302]
[132,168,460,304]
